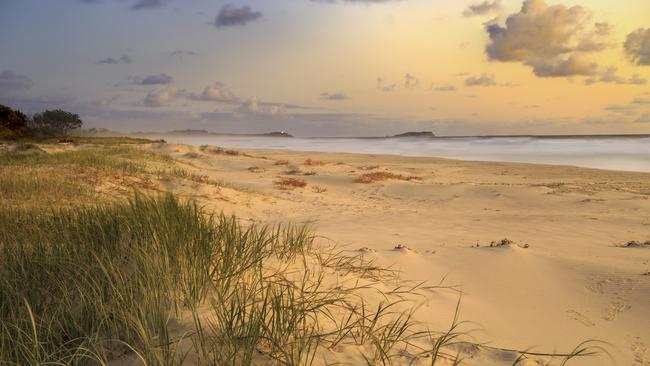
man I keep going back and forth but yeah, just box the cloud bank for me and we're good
[188,82,239,103]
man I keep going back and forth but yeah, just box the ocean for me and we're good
[162,135,650,173]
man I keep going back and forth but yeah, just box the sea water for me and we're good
[162,135,650,173]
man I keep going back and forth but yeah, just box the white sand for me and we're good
[148,143,650,365]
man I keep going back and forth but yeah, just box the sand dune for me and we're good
[147,143,650,365]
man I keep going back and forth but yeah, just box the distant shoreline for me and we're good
[126,131,650,140]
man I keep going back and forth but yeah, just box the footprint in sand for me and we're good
[632,338,650,365]
[357,247,377,254]
[393,244,416,253]
[566,309,595,327]
[603,298,631,321]
[586,274,636,321]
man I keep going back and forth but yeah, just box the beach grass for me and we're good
[0,193,318,365]
[0,192,436,365]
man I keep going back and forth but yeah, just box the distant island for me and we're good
[262,131,293,138]
[389,131,436,138]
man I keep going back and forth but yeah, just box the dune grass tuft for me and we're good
[354,171,421,184]
[622,240,650,248]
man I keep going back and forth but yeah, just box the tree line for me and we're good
[0,104,82,139]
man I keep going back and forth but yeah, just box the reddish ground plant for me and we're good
[354,171,421,184]
[274,176,308,190]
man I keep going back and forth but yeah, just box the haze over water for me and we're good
[164,135,650,173]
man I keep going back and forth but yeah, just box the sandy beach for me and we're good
[147,143,650,365]
[4,1,650,364]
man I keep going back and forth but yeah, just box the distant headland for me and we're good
[388,131,436,138]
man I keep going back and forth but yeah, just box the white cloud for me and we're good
[463,1,501,17]
[143,85,178,107]
[236,97,286,117]
[528,54,598,78]
[624,28,650,66]
[484,0,608,77]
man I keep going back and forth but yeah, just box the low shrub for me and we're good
[275,176,308,190]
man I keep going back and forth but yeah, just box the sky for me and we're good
[1,0,649,136]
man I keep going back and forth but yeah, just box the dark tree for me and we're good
[32,109,82,136]
[0,104,28,135]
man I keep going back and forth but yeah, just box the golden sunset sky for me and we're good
[1,0,649,135]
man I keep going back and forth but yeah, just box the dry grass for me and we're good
[274,176,308,190]
[274,159,290,165]
[0,145,161,208]
[312,185,327,194]
[622,240,650,248]
[354,171,421,184]
[304,158,325,166]
[198,145,239,156]
[183,152,200,158]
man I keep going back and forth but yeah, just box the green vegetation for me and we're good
[31,109,82,137]
[0,194,314,364]
[0,104,28,138]
[0,192,429,365]
[0,144,170,208]
[65,136,159,145]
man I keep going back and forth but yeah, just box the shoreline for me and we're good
[147,135,650,174]
[128,132,650,139]
[165,142,650,175]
